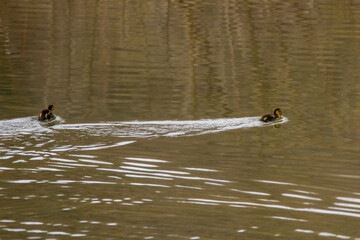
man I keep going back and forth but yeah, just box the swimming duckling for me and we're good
[260,108,283,122]
[38,105,55,121]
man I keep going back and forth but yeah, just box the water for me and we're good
[0,0,359,239]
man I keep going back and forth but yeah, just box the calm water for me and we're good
[0,0,359,239]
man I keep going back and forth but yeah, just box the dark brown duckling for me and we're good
[38,105,55,122]
[260,108,283,122]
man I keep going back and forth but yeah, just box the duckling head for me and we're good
[48,105,55,113]
[273,108,282,117]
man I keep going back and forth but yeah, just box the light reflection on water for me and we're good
[0,116,359,239]
[1,121,359,238]
[0,115,286,138]
[1,0,360,239]
[2,115,280,178]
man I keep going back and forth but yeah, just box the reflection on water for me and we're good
[0,115,359,239]
[0,115,286,171]
[0,115,287,139]
[0,0,360,239]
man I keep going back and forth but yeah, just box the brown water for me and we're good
[0,0,359,239]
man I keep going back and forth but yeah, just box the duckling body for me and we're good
[260,114,276,122]
[260,108,283,122]
[38,105,55,122]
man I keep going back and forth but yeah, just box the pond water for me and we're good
[0,0,359,239]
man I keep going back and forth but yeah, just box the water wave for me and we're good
[52,117,288,138]
[0,116,288,139]
[0,116,64,138]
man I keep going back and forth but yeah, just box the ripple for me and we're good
[37,167,64,172]
[337,197,360,203]
[230,189,270,196]
[180,198,360,218]
[334,202,360,209]
[183,167,218,172]
[318,232,351,239]
[0,167,15,171]
[175,185,202,190]
[0,220,15,223]
[98,166,230,185]
[0,116,64,138]
[20,222,44,225]
[125,174,173,180]
[50,141,135,152]
[50,157,77,163]
[120,166,190,175]
[129,183,170,188]
[295,229,314,234]
[8,180,37,184]
[254,180,297,185]
[3,228,26,232]
[123,162,159,168]
[27,229,47,233]
[79,159,113,165]
[269,216,307,222]
[53,162,98,168]
[282,193,322,201]
[125,157,168,163]
[328,207,360,213]
[68,154,97,158]
[52,117,288,138]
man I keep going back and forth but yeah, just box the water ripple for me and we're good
[52,117,288,138]
[269,216,307,222]
[282,193,322,201]
[50,141,135,152]
[181,198,360,218]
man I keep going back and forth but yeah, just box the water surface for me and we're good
[0,0,359,239]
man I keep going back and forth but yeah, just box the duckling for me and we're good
[38,105,55,122]
[260,108,283,122]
